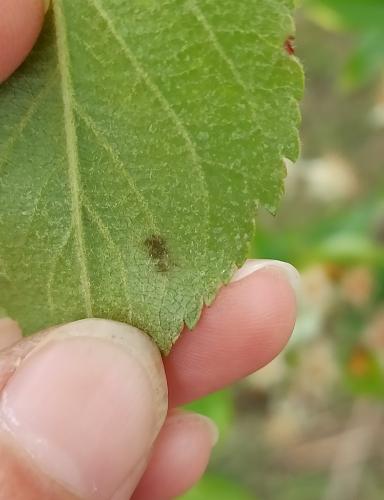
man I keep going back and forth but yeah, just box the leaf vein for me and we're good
[88,0,202,171]
[85,0,210,262]
[83,199,132,323]
[54,0,93,316]
[188,0,251,94]
[47,224,73,313]
[0,72,56,176]
[20,166,61,248]
[74,103,159,236]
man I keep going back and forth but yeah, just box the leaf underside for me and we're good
[0,0,303,352]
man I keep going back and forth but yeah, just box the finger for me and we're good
[0,319,168,500]
[165,260,299,407]
[0,318,22,350]
[132,411,218,500]
[0,0,45,83]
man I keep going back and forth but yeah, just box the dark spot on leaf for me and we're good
[284,36,295,55]
[145,234,170,272]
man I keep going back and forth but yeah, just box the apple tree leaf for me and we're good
[0,0,303,352]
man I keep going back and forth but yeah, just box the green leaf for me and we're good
[0,0,303,351]
[305,0,384,89]
[343,346,384,399]
[185,389,234,437]
[180,473,255,500]
[306,0,384,33]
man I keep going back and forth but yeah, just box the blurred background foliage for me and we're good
[180,0,384,498]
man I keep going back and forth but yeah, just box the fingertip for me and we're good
[132,411,217,500]
[0,320,168,500]
[165,264,298,406]
[0,0,45,83]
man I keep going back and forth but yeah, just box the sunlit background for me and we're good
[182,1,384,498]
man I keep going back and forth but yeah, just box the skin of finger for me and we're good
[0,410,213,500]
[0,319,22,351]
[0,321,168,500]
[164,267,297,407]
[131,412,214,500]
[0,0,44,82]
[0,329,49,392]
[0,269,294,498]
[0,268,296,406]
[0,430,77,500]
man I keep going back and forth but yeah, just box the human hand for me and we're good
[0,2,299,498]
[0,259,298,499]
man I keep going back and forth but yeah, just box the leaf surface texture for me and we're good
[0,0,303,351]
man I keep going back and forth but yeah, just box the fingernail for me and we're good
[169,411,220,447]
[231,259,300,295]
[193,414,220,446]
[0,319,168,500]
[43,0,50,14]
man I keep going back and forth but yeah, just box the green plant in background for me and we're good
[251,191,384,268]
[183,1,384,497]
[182,474,254,500]
[186,390,234,438]
[304,0,384,88]
[181,391,257,498]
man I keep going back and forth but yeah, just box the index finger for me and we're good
[164,261,298,407]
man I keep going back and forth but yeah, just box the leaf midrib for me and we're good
[53,0,93,316]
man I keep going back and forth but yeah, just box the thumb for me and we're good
[0,319,168,500]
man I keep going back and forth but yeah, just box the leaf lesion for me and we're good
[144,234,172,273]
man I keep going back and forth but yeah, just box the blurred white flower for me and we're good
[285,155,359,203]
[369,80,384,128]
[291,265,336,345]
[369,103,384,128]
[293,339,340,403]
